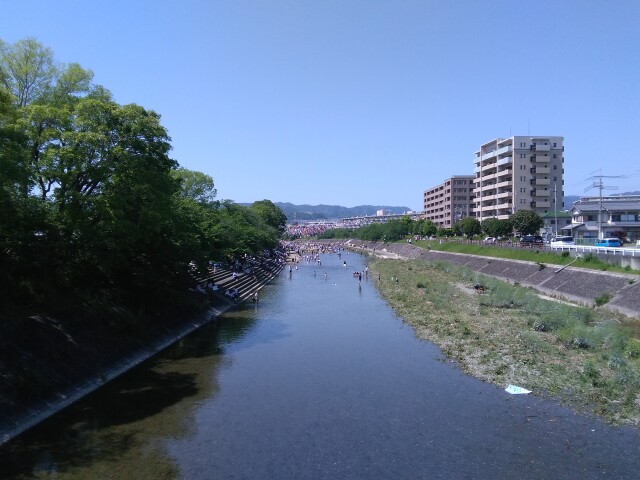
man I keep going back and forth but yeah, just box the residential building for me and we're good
[473,136,564,221]
[423,175,475,228]
[564,195,640,241]
[540,211,572,240]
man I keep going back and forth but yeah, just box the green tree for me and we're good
[454,217,481,238]
[251,199,287,233]
[172,167,217,204]
[510,209,544,235]
[0,36,286,317]
[420,220,437,237]
[481,217,513,238]
[0,37,57,107]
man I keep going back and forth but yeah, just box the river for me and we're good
[1,250,639,479]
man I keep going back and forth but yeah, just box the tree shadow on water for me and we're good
[0,429,138,479]
[79,368,200,429]
[0,367,199,479]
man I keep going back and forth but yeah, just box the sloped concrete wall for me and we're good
[355,241,639,319]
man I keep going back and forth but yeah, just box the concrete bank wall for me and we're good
[350,241,640,319]
[1,262,284,446]
[0,304,230,446]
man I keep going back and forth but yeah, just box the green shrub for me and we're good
[583,360,599,379]
[595,293,613,306]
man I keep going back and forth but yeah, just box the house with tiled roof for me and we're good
[564,195,640,242]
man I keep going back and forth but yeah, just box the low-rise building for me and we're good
[540,211,572,240]
[564,195,640,242]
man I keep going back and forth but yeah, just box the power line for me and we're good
[584,170,626,239]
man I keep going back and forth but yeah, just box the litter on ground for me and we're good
[505,384,531,395]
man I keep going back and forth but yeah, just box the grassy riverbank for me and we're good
[370,257,640,427]
[415,240,639,275]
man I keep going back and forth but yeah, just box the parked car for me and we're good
[519,235,544,246]
[483,236,496,244]
[595,238,623,247]
[549,236,575,248]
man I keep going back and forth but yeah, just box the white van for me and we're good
[550,236,575,248]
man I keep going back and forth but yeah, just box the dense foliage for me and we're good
[316,212,543,243]
[510,209,544,235]
[0,38,283,318]
[480,217,513,238]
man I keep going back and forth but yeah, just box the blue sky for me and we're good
[2,0,639,210]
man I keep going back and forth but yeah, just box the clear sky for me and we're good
[2,0,639,210]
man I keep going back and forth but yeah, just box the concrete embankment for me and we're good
[348,240,640,319]
[0,260,284,446]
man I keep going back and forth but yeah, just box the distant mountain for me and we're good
[564,195,580,208]
[241,202,413,221]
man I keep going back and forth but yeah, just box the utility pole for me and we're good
[553,183,558,236]
[584,171,623,240]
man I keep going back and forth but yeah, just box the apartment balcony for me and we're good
[530,143,551,151]
[496,201,512,210]
[481,150,498,161]
[535,178,551,186]
[531,199,551,208]
[497,180,513,188]
[496,145,513,156]
[481,161,497,172]
[497,156,512,166]
[496,191,511,199]
[534,155,551,163]
[479,204,498,212]
[536,166,551,174]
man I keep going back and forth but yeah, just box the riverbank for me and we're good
[0,260,284,446]
[350,240,640,318]
[347,241,640,426]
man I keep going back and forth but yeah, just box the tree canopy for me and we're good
[0,37,283,318]
[510,210,544,235]
[481,217,513,238]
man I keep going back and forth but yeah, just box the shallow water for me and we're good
[1,251,639,479]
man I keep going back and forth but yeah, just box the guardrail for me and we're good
[548,245,640,256]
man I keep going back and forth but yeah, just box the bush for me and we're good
[595,293,613,306]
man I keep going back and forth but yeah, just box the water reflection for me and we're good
[0,307,262,479]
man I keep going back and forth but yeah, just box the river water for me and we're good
[1,251,639,479]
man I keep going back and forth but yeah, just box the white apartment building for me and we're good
[423,175,475,228]
[473,136,564,221]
